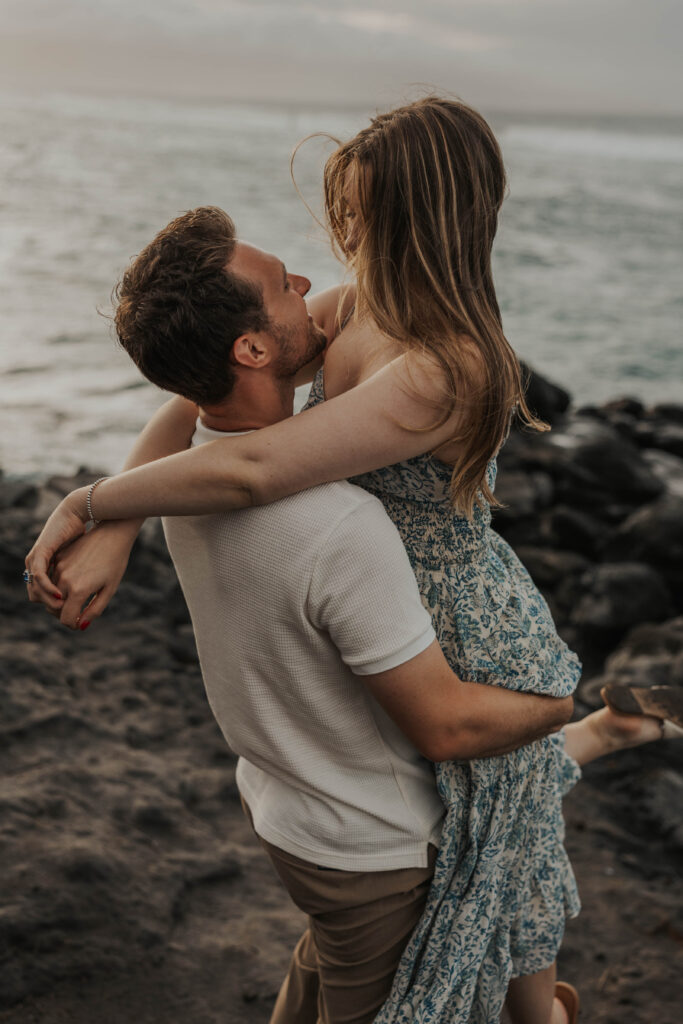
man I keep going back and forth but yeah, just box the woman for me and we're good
[26,98,664,1024]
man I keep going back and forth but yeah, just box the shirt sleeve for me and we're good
[306,495,436,675]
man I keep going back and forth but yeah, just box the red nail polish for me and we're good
[79,621,91,631]
[54,592,63,600]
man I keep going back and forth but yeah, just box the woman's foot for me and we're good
[603,683,683,726]
[554,982,580,1024]
[589,702,663,753]
[551,997,568,1024]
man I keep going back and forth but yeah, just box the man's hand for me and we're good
[50,520,141,629]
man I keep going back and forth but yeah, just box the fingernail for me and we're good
[54,592,63,600]
[79,620,91,631]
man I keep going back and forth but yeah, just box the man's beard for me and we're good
[272,319,327,379]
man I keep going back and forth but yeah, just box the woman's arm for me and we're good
[26,352,459,586]
[90,353,456,516]
[28,395,198,619]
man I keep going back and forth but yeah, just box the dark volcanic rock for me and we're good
[602,397,646,419]
[549,505,610,558]
[3,374,683,1023]
[652,402,683,425]
[549,419,664,509]
[520,362,571,425]
[649,422,683,458]
[491,469,554,521]
[579,617,683,707]
[634,420,683,458]
[514,547,591,593]
[604,496,683,606]
[0,474,39,511]
[571,563,671,633]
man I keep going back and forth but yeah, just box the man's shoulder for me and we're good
[165,480,391,556]
[267,480,386,536]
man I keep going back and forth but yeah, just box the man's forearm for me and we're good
[437,682,573,761]
[364,640,573,764]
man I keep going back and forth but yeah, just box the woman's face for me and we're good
[342,163,363,256]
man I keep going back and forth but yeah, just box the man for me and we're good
[39,208,572,1024]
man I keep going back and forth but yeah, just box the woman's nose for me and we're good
[344,227,359,255]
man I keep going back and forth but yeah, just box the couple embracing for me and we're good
[26,98,666,1024]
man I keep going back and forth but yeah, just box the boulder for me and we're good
[649,422,683,459]
[628,770,683,853]
[549,504,610,558]
[641,449,683,499]
[602,397,646,419]
[651,402,683,425]
[604,496,683,605]
[570,562,671,632]
[491,470,554,523]
[520,362,571,425]
[548,418,665,509]
[579,617,683,707]
[0,477,39,511]
[513,546,591,593]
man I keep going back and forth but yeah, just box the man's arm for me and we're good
[364,639,573,761]
[307,497,572,761]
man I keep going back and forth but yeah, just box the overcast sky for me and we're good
[1,0,681,116]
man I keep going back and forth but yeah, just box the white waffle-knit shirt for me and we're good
[162,419,444,870]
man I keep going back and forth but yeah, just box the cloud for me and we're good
[320,9,502,53]
[1,0,681,114]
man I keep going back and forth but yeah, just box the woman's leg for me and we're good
[505,963,568,1024]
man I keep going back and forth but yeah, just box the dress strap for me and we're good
[340,305,355,331]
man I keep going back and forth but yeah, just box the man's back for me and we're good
[162,421,443,870]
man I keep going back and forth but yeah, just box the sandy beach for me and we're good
[1,374,682,1023]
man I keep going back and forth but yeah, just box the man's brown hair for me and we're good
[114,206,269,405]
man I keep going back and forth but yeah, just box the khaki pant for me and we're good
[243,801,436,1024]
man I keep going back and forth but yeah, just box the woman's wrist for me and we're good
[66,485,91,524]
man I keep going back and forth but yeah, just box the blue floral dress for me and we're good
[304,370,583,1023]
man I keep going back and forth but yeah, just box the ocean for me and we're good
[1,91,681,476]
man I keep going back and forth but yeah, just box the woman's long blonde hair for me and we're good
[322,96,547,516]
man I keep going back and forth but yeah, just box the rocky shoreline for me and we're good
[1,370,682,1023]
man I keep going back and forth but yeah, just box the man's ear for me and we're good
[231,333,272,369]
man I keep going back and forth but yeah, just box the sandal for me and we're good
[555,981,580,1024]
[602,683,683,738]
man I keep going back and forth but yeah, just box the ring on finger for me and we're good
[23,570,35,584]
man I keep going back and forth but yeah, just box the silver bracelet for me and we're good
[86,477,108,525]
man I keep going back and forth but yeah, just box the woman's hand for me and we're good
[24,486,89,610]
[50,520,141,629]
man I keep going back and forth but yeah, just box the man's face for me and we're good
[229,242,327,376]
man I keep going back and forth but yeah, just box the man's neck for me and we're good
[198,376,295,433]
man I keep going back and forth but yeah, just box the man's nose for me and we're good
[290,274,311,297]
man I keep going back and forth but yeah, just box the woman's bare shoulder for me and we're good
[306,283,357,343]
[389,335,487,430]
